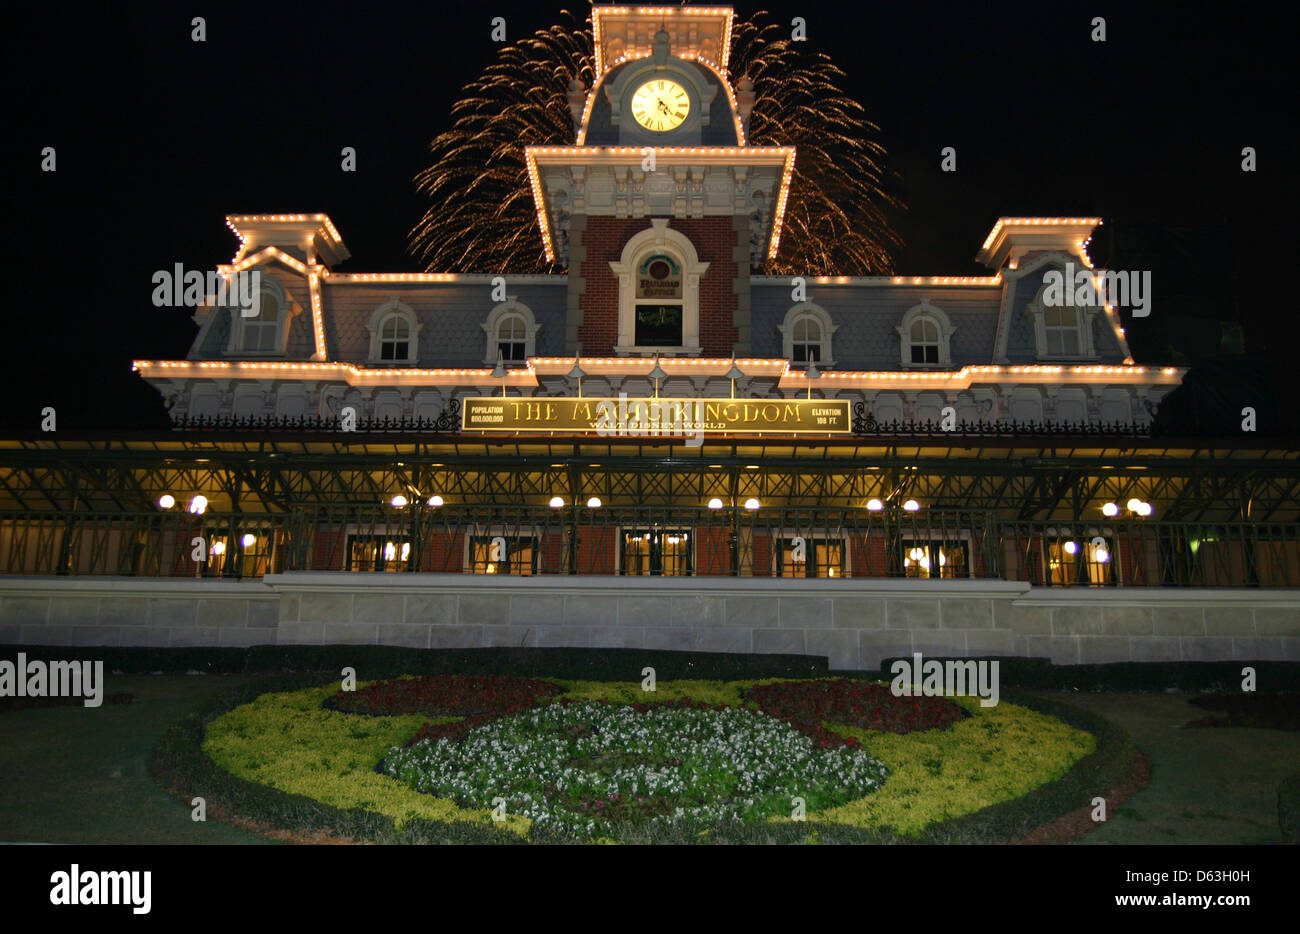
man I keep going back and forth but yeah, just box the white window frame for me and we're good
[366,299,422,366]
[779,303,836,367]
[482,299,540,365]
[896,300,956,368]
[227,274,292,356]
[610,219,708,356]
[1026,281,1100,360]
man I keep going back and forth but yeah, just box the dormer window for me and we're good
[793,317,821,362]
[227,275,290,356]
[482,300,540,366]
[1026,277,1099,360]
[897,301,955,368]
[497,313,527,362]
[779,303,836,367]
[378,315,411,361]
[243,292,280,352]
[366,299,422,366]
[909,318,940,364]
[1044,305,1081,356]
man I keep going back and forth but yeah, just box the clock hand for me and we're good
[657,98,671,115]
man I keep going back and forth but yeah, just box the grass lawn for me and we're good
[1021,690,1300,844]
[0,673,277,844]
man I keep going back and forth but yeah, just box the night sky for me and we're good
[7,1,1294,432]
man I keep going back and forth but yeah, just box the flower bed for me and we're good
[744,679,969,734]
[195,676,1104,843]
[381,697,888,836]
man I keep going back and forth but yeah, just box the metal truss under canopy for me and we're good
[0,431,1297,525]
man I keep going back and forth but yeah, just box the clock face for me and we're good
[631,79,690,132]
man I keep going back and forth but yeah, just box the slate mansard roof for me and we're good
[134,214,1182,429]
[176,221,1138,370]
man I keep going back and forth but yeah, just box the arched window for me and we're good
[1044,305,1081,356]
[1026,276,1099,360]
[793,316,822,362]
[482,300,540,365]
[633,253,684,347]
[779,303,836,366]
[243,291,280,351]
[610,219,709,355]
[909,317,941,364]
[496,313,527,362]
[897,301,955,368]
[378,315,411,360]
[366,299,421,365]
[228,275,289,355]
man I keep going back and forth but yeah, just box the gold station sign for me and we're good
[462,397,852,436]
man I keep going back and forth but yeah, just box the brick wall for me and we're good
[576,217,740,356]
[577,526,617,574]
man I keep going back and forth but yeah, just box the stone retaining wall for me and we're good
[2,573,1297,669]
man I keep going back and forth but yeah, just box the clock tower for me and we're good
[526,5,794,358]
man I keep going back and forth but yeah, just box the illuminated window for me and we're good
[901,539,969,578]
[469,536,538,575]
[610,220,706,355]
[621,528,692,576]
[776,538,845,578]
[633,254,684,347]
[348,534,412,572]
[1045,536,1114,586]
[202,526,274,577]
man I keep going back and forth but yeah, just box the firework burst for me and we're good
[409,9,902,275]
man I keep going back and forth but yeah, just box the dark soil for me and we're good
[1184,692,1300,731]
[0,692,133,714]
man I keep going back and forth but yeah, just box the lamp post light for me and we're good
[805,362,820,400]
[725,361,745,399]
[492,352,508,398]
[868,495,922,576]
[568,358,586,397]
[648,356,668,399]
